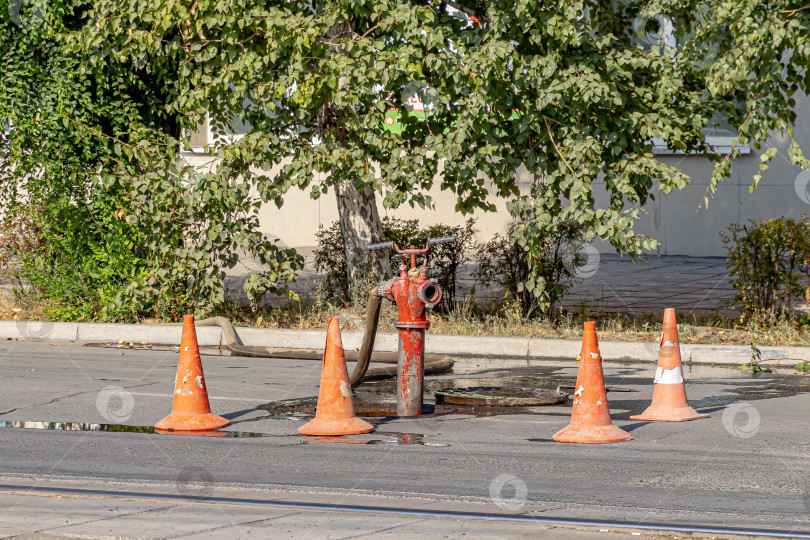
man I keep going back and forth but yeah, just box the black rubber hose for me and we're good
[196,290,454,386]
[350,287,383,386]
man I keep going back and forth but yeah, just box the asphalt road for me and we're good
[0,340,809,539]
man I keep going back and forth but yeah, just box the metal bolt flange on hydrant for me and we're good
[368,236,456,416]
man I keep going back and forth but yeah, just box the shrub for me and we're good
[0,208,44,293]
[313,221,365,308]
[720,217,810,318]
[1,4,304,323]
[422,219,477,312]
[5,201,187,321]
[14,200,174,321]
[3,174,303,322]
[474,220,586,317]
[313,217,477,311]
[315,217,414,307]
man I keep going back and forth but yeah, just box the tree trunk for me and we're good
[335,179,391,283]
[323,20,391,285]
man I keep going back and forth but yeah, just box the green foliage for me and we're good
[0,208,44,292]
[721,218,810,319]
[795,361,810,373]
[315,217,410,307]
[796,312,810,327]
[645,0,810,201]
[16,205,155,321]
[314,216,476,310]
[474,220,586,317]
[0,0,303,321]
[314,221,363,308]
[61,1,708,267]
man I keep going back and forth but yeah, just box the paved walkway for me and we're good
[559,254,734,314]
[1,251,735,314]
[224,250,735,314]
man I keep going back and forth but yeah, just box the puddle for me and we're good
[0,421,272,438]
[377,431,450,446]
[258,396,547,419]
[17,368,803,440]
[0,422,451,446]
[604,376,810,420]
[300,432,450,447]
[424,368,810,421]
[303,437,373,445]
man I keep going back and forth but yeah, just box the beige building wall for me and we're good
[185,93,810,257]
[591,93,810,256]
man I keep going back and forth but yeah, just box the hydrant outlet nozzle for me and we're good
[416,279,442,308]
[377,278,397,302]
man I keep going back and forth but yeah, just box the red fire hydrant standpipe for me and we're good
[369,236,456,416]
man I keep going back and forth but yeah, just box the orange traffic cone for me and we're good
[553,322,632,444]
[630,309,709,422]
[155,315,230,431]
[298,318,374,436]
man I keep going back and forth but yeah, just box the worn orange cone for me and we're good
[553,322,632,444]
[630,309,709,422]
[155,315,230,431]
[298,318,374,436]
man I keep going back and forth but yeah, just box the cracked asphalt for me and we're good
[0,340,809,539]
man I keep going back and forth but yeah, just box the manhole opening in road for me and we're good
[434,387,569,407]
[259,386,572,419]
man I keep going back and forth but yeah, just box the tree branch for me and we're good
[544,117,574,173]
[781,4,810,15]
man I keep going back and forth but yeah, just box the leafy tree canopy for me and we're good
[645,0,810,199]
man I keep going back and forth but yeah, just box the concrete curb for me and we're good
[2,320,810,366]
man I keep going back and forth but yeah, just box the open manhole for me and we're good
[434,387,569,407]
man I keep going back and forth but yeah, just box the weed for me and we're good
[740,338,772,373]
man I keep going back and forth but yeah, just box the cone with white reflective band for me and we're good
[630,309,709,422]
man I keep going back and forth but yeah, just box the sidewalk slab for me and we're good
[0,321,79,341]
[528,338,582,360]
[232,328,400,352]
[426,334,530,357]
[76,323,222,347]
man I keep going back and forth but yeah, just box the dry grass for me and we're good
[3,293,809,347]
[207,299,810,348]
[0,295,48,322]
